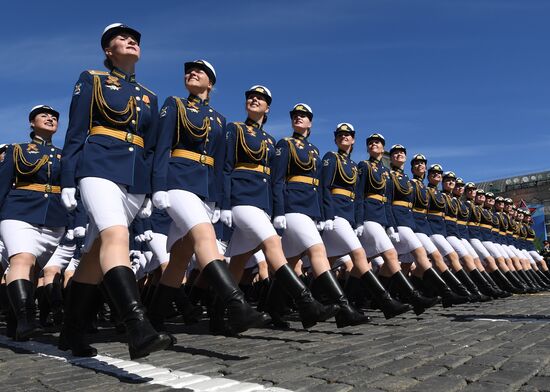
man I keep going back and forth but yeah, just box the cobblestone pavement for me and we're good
[1,292,550,391]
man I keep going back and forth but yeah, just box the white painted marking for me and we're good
[0,335,293,391]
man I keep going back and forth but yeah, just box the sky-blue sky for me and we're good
[1,0,549,182]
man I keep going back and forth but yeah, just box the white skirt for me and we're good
[469,238,491,260]
[332,254,352,269]
[43,243,76,270]
[147,232,170,271]
[393,226,423,255]
[166,189,214,240]
[322,217,362,258]
[415,232,437,255]
[245,250,266,269]
[360,221,394,258]
[446,236,469,258]
[80,177,144,232]
[227,205,277,257]
[529,250,544,262]
[0,220,64,267]
[65,257,80,272]
[482,241,504,259]
[282,213,323,258]
[461,239,479,259]
[497,243,516,259]
[430,234,455,257]
[509,245,527,260]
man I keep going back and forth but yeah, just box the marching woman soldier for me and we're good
[0,105,66,341]
[59,23,172,358]
[320,125,411,319]
[223,87,338,329]
[425,166,492,302]
[271,104,369,327]
[150,63,269,334]
[385,145,468,307]
[355,133,437,314]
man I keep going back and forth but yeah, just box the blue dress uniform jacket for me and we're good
[272,133,322,220]
[456,199,471,240]
[410,176,432,235]
[222,119,276,214]
[386,168,415,229]
[320,150,359,227]
[61,68,158,194]
[426,184,447,235]
[153,95,225,205]
[442,191,460,237]
[150,208,172,236]
[356,157,391,227]
[479,207,496,242]
[0,138,68,227]
[466,200,482,239]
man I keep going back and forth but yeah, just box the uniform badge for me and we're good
[216,117,222,127]
[56,154,62,159]
[73,83,82,96]
[142,95,150,105]
[160,107,168,118]
[104,75,121,90]
[275,148,282,156]
[245,126,257,137]
[26,144,39,154]
[323,159,330,167]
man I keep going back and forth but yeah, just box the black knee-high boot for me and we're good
[490,269,522,294]
[146,284,178,331]
[45,282,64,325]
[516,270,539,292]
[360,271,411,319]
[58,281,98,357]
[536,270,550,286]
[102,266,173,359]
[422,268,469,307]
[382,271,440,315]
[440,270,475,301]
[527,270,549,290]
[175,285,202,324]
[314,271,370,328]
[270,264,339,329]
[505,271,530,293]
[264,277,292,328]
[454,269,491,302]
[469,269,501,299]
[36,285,51,327]
[7,280,41,341]
[201,260,270,334]
[481,270,512,298]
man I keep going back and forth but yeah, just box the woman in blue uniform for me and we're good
[223,87,337,329]
[355,133,437,314]
[0,105,66,341]
[271,104,369,328]
[150,63,269,335]
[385,145,468,307]
[59,23,171,358]
[320,124,411,319]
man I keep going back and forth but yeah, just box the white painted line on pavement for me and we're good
[0,335,293,392]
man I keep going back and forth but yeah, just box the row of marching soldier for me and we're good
[0,23,548,360]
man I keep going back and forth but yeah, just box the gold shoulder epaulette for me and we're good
[138,83,156,96]
[87,70,109,76]
[284,137,291,141]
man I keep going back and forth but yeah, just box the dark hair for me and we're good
[104,57,114,70]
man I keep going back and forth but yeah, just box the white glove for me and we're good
[65,230,74,241]
[152,191,170,210]
[273,215,287,230]
[355,225,364,237]
[211,208,221,224]
[386,227,400,243]
[316,220,325,231]
[143,230,153,241]
[138,197,153,218]
[221,210,233,227]
[323,220,334,231]
[61,188,77,211]
[129,250,141,260]
[73,226,86,238]
[135,234,146,243]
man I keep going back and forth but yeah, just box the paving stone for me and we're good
[444,364,495,382]
[477,369,539,389]
[368,375,419,391]
[405,375,467,392]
